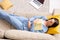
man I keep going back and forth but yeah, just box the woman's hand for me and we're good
[28,21,31,29]
[34,19,41,24]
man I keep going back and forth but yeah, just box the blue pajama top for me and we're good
[29,16,48,33]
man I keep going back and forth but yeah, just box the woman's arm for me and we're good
[28,21,31,29]
[30,16,47,22]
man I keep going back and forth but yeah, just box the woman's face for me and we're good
[47,19,55,26]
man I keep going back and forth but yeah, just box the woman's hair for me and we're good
[47,18,59,28]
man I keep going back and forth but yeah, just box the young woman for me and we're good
[0,10,59,33]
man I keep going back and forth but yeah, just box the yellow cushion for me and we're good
[47,15,60,34]
[0,0,13,10]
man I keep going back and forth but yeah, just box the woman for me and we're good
[0,10,59,33]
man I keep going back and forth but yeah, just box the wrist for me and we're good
[28,21,31,29]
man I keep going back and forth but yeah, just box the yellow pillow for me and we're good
[47,15,60,34]
[0,0,13,10]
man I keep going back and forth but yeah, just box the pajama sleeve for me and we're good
[30,16,47,22]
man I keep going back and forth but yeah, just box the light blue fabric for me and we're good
[0,10,29,30]
[30,16,48,33]
[0,10,48,33]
